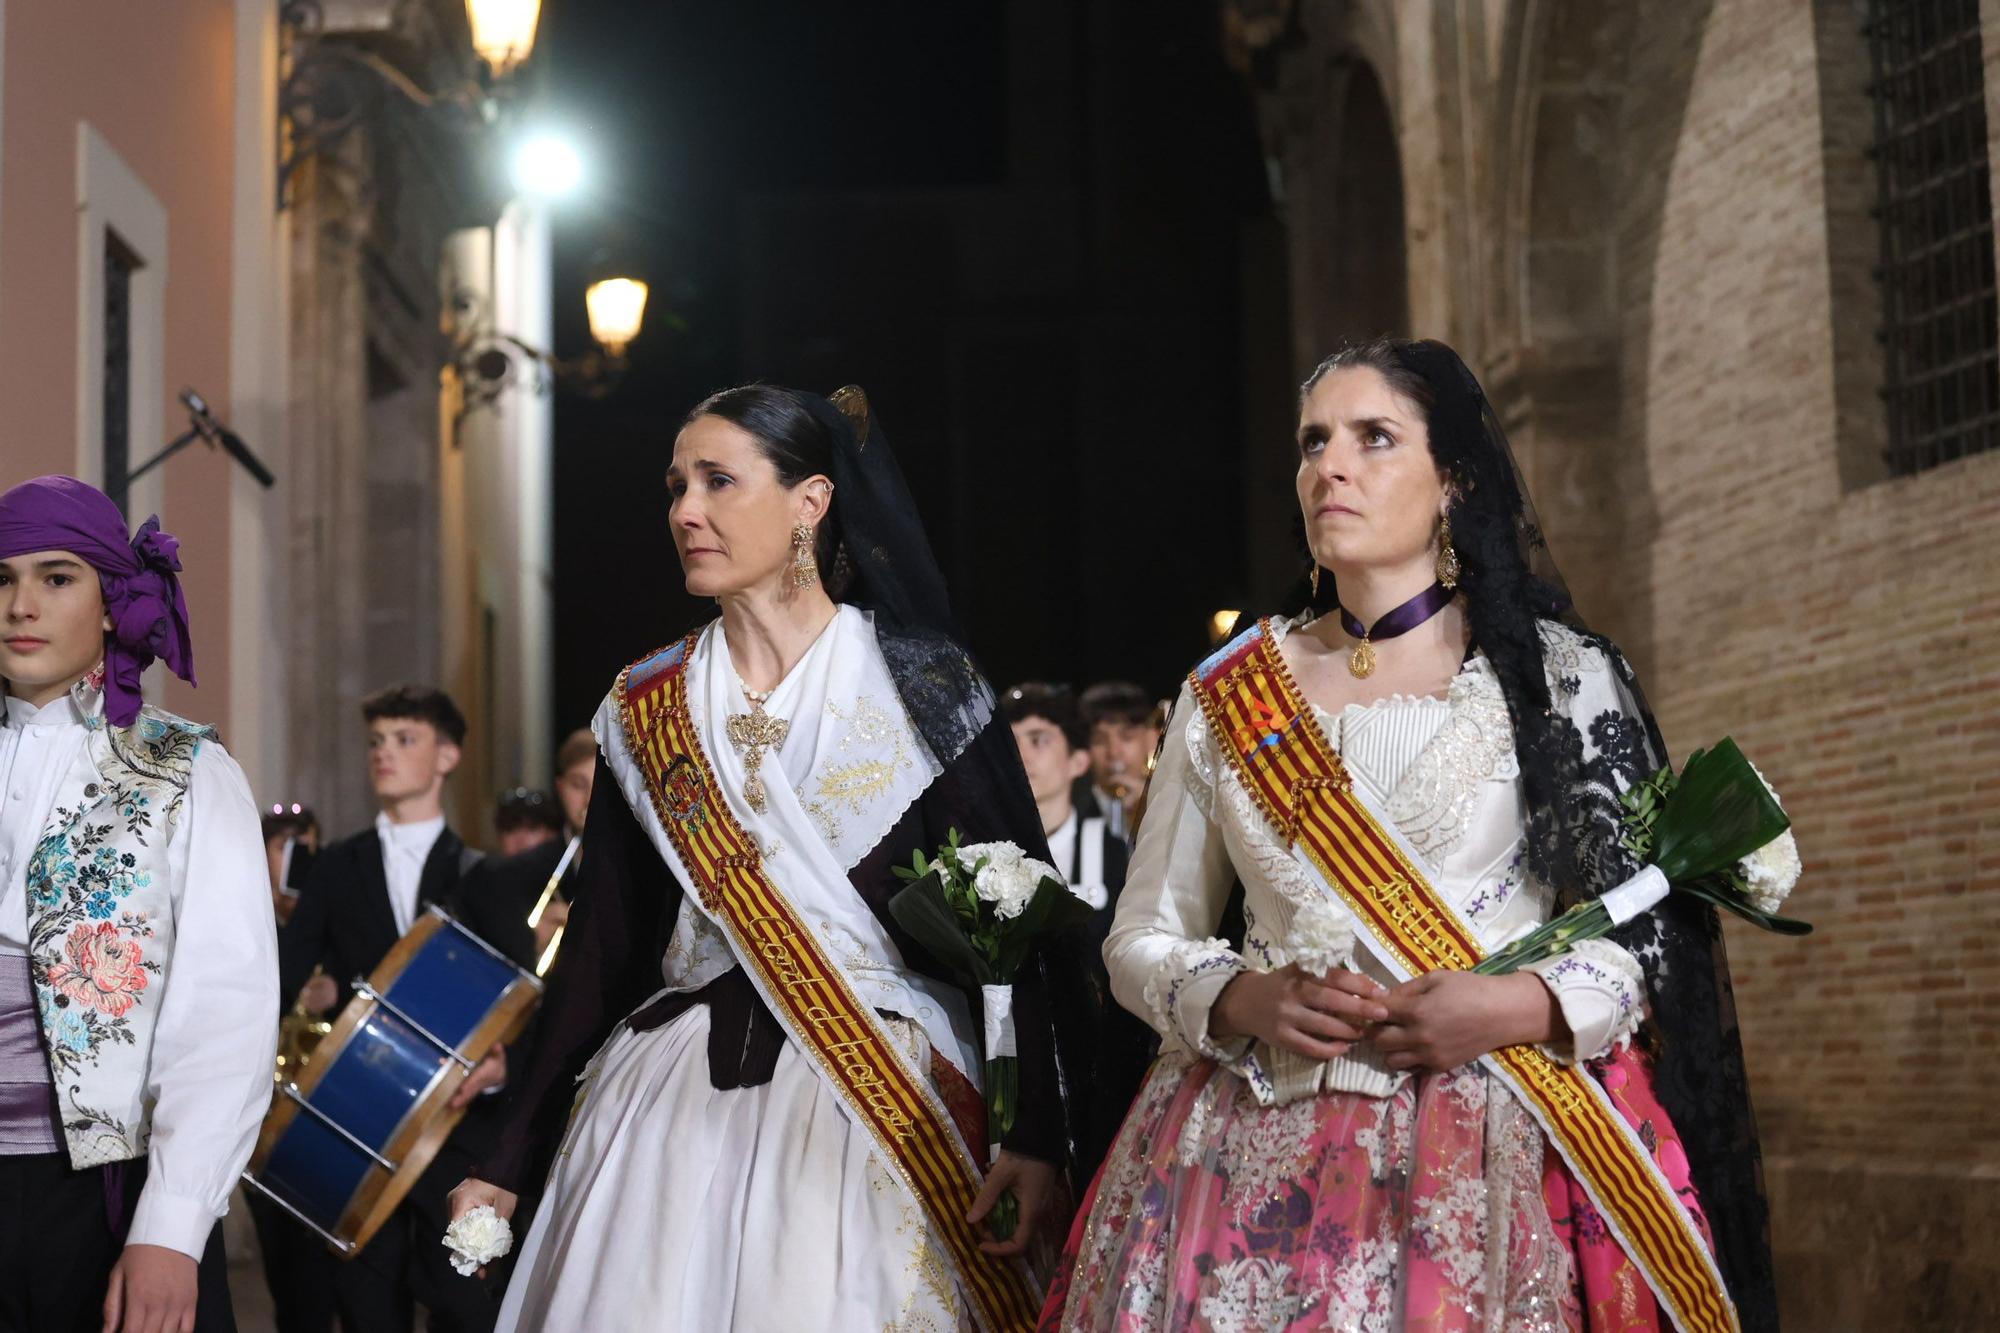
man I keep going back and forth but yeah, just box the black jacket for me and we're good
[453,838,579,974]
[277,823,482,1011]
[1058,815,1159,1176]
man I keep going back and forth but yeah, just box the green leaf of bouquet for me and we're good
[888,871,994,986]
[994,876,1096,979]
[1712,896,1816,936]
[1650,738,1791,881]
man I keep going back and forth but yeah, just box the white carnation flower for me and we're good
[957,841,1058,920]
[1283,896,1355,975]
[442,1204,513,1277]
[1735,765,1800,914]
[1739,830,1801,914]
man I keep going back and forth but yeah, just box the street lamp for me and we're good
[466,0,542,79]
[451,271,650,421]
[278,0,545,210]
[510,133,584,198]
[585,278,649,359]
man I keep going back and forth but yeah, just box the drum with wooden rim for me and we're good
[242,906,541,1256]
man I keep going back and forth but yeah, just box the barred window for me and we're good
[1866,0,2000,475]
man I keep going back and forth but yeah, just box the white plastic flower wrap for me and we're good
[442,1204,513,1277]
[1283,896,1356,975]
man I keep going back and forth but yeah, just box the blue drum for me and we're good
[243,907,542,1255]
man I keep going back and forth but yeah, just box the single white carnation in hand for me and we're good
[443,1204,513,1277]
[958,841,1060,920]
[1283,896,1355,975]
[1739,829,1801,914]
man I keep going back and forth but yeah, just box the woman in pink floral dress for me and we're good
[1040,341,1774,1332]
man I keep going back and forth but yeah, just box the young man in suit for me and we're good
[1003,682,1154,1173]
[278,685,500,1332]
[1078,680,1165,847]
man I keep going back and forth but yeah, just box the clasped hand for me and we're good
[1212,965,1559,1072]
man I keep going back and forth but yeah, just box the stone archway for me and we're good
[1493,2,1642,648]
[1295,57,1409,359]
[1237,2,1414,606]
[1491,0,1710,668]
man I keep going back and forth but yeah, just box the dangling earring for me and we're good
[1309,564,1321,599]
[790,523,819,589]
[1436,514,1461,590]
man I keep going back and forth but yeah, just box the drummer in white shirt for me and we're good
[0,474,277,1333]
[277,684,501,1332]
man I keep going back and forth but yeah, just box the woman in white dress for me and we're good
[1040,340,1774,1331]
[451,385,1081,1332]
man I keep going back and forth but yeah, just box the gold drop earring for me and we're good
[790,523,819,589]
[1436,514,1461,590]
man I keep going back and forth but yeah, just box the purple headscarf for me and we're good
[0,475,195,726]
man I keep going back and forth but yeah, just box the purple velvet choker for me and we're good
[1336,580,1456,679]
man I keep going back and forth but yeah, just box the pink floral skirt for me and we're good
[1040,1045,1712,1332]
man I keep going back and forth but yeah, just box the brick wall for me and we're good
[1629,2,2000,1323]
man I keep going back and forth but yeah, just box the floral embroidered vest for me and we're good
[25,678,211,1168]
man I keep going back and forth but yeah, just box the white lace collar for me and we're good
[1257,614,1518,862]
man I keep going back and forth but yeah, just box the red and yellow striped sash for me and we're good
[616,636,1040,1332]
[1189,620,1739,1333]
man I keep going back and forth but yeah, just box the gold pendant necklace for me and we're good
[1338,581,1455,681]
[726,682,790,814]
[1348,639,1377,679]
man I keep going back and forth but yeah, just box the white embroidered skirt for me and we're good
[496,1004,966,1332]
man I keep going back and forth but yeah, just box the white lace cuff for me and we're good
[1524,937,1646,1063]
[1139,935,1251,1064]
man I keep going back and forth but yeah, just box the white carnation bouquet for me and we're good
[1476,738,1810,976]
[888,830,1094,1238]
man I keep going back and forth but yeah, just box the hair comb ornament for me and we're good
[830,385,871,450]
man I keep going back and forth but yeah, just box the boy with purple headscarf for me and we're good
[0,475,277,1333]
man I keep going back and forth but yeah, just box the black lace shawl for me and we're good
[1548,628,1777,1331]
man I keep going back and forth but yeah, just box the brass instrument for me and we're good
[529,835,582,977]
[274,968,332,1084]
[1125,698,1173,841]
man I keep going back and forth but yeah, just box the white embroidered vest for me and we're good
[25,680,210,1167]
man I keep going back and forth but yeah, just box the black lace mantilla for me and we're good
[1551,631,1778,1333]
[874,622,994,772]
